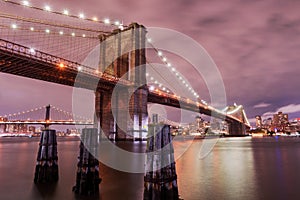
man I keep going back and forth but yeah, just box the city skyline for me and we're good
[0,0,299,124]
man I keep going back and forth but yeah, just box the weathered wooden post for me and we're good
[34,105,59,183]
[72,128,101,195]
[144,114,179,200]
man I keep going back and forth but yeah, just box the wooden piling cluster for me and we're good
[34,129,59,183]
[72,128,101,195]
[144,123,179,200]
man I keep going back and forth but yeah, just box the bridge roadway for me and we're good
[0,39,249,128]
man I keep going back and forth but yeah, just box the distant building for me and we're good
[255,115,262,129]
[272,112,289,132]
[28,126,36,133]
[0,117,8,133]
[262,118,272,131]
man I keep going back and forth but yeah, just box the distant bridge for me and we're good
[0,105,93,126]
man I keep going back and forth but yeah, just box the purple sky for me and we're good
[0,0,300,124]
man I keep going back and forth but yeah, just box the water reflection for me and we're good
[1,137,300,199]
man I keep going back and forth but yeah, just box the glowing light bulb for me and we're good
[167,63,171,67]
[30,27,34,31]
[45,29,50,33]
[71,32,75,37]
[158,51,162,56]
[114,21,120,26]
[59,31,63,35]
[104,18,110,24]
[162,57,167,62]
[44,5,51,11]
[147,38,152,43]
[63,9,69,15]
[82,34,86,37]
[92,17,98,21]
[11,24,17,29]
[22,1,29,6]
[29,48,35,53]
[77,66,82,71]
[149,86,155,91]
[79,13,85,19]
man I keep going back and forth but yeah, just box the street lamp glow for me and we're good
[58,63,65,68]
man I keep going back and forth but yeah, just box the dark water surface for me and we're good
[1,136,300,200]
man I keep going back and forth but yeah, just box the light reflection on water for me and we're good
[0,136,300,200]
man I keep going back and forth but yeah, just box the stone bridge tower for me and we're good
[95,23,148,140]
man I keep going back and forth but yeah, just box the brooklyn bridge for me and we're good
[0,0,251,199]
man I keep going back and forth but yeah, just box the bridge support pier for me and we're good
[34,129,59,183]
[144,123,179,200]
[228,121,246,136]
[73,128,101,195]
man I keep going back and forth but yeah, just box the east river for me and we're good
[0,136,300,200]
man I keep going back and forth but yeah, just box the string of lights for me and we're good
[0,23,99,39]
[0,12,106,33]
[146,38,200,99]
[1,106,45,118]
[1,0,125,29]
[51,105,92,121]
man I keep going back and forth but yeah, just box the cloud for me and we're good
[261,104,300,119]
[253,102,271,108]
[275,104,300,114]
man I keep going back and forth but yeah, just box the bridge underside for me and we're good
[0,48,117,91]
